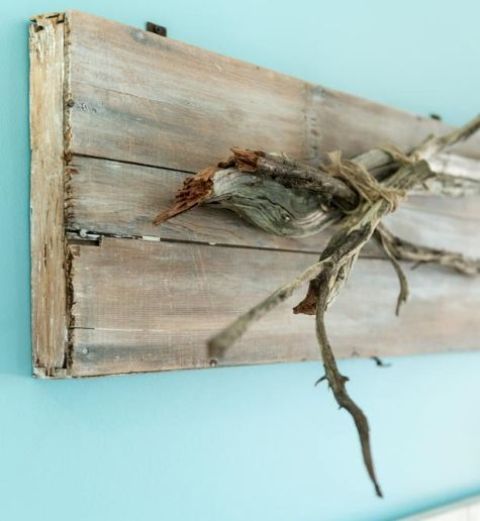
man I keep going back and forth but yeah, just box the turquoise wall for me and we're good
[1,1,479,519]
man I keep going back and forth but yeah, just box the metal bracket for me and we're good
[145,22,167,37]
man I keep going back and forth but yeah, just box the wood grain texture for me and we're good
[30,10,480,377]
[66,155,366,254]
[66,155,480,257]
[66,10,480,173]
[309,87,480,164]
[429,153,480,180]
[69,238,480,377]
[29,14,69,377]
[67,9,308,171]
[384,204,480,258]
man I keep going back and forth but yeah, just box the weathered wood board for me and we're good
[30,13,69,377]
[30,10,480,378]
[67,155,480,258]
[70,238,480,377]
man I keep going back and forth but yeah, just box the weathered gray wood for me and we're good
[384,205,480,258]
[69,79,308,172]
[30,10,480,378]
[309,87,480,164]
[29,14,69,377]
[69,238,480,377]
[429,153,480,180]
[66,10,480,173]
[66,155,364,254]
[67,7,308,170]
[67,155,480,257]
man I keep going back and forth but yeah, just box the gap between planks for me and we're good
[66,154,480,258]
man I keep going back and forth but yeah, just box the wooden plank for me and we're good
[69,238,480,377]
[29,14,69,377]
[384,205,480,258]
[429,153,480,180]
[67,8,309,170]
[69,79,309,172]
[64,10,480,175]
[66,155,369,254]
[66,155,480,258]
[310,87,480,164]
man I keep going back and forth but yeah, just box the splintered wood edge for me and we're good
[30,12,72,378]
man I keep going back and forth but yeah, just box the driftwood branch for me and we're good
[374,228,409,316]
[376,224,480,276]
[414,115,480,160]
[315,264,383,497]
[154,115,480,497]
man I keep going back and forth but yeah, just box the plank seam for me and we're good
[66,226,393,258]
[72,153,197,174]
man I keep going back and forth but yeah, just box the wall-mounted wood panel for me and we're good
[30,10,480,377]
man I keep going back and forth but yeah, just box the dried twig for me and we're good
[376,224,480,276]
[374,228,409,316]
[315,264,383,497]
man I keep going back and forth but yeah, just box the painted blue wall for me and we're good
[1,1,479,519]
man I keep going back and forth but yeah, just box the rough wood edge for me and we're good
[30,12,71,378]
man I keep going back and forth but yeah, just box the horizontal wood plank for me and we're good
[66,10,480,174]
[67,155,480,257]
[68,8,309,170]
[66,155,368,254]
[310,87,480,164]
[384,205,480,258]
[70,238,480,377]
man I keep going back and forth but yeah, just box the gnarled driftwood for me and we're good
[155,115,480,497]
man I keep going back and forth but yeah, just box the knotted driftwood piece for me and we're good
[154,115,480,497]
